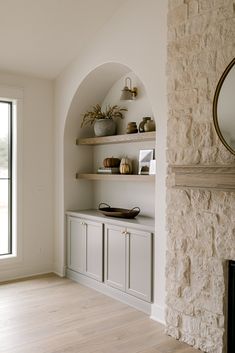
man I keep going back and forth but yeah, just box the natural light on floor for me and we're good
[0,102,10,255]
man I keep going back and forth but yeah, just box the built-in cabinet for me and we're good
[66,211,154,307]
[65,71,156,314]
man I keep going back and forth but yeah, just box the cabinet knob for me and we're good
[121,230,126,235]
[80,221,86,225]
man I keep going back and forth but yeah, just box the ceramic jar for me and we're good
[138,117,151,133]
[126,122,138,134]
[144,119,155,132]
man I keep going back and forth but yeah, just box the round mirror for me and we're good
[213,58,235,155]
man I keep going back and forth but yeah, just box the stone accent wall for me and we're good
[166,1,235,352]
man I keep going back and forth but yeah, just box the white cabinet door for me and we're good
[105,224,126,291]
[85,220,103,282]
[67,217,103,281]
[126,228,152,302]
[67,216,86,274]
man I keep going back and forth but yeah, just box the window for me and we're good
[0,101,12,256]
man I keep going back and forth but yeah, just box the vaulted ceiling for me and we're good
[0,0,127,79]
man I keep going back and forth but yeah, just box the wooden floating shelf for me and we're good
[76,131,155,146]
[170,164,235,191]
[76,173,155,182]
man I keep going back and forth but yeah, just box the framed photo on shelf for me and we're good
[138,149,154,175]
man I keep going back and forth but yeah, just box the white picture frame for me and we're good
[138,149,154,175]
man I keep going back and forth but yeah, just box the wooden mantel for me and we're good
[169,165,235,191]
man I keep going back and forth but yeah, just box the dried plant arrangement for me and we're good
[81,104,127,127]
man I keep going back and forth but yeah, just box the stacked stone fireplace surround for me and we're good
[166,1,235,353]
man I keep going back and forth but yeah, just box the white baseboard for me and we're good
[150,303,166,325]
[53,266,66,277]
[0,270,53,283]
[67,268,152,315]
[53,262,66,277]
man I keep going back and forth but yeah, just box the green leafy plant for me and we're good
[81,104,127,127]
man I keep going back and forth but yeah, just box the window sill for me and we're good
[0,253,16,260]
[0,253,22,268]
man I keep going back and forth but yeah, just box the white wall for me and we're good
[54,0,167,323]
[0,72,54,281]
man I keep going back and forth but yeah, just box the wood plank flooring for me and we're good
[0,274,199,353]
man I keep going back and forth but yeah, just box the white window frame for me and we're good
[0,85,23,266]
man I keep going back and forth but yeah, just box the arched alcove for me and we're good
[53,1,167,322]
[64,62,156,217]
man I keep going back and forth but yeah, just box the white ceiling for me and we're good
[0,0,127,79]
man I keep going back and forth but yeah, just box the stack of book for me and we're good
[97,167,120,174]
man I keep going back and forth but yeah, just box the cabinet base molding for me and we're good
[150,303,166,325]
[66,268,151,315]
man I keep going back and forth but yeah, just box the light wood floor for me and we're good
[0,274,199,353]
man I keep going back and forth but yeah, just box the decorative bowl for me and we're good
[98,203,140,219]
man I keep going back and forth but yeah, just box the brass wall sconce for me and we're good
[120,77,138,101]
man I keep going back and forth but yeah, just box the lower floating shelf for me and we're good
[76,173,155,182]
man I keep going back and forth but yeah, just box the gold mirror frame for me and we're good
[213,57,235,155]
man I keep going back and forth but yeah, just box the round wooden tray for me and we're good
[98,203,140,219]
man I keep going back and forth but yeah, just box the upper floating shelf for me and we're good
[76,131,156,146]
